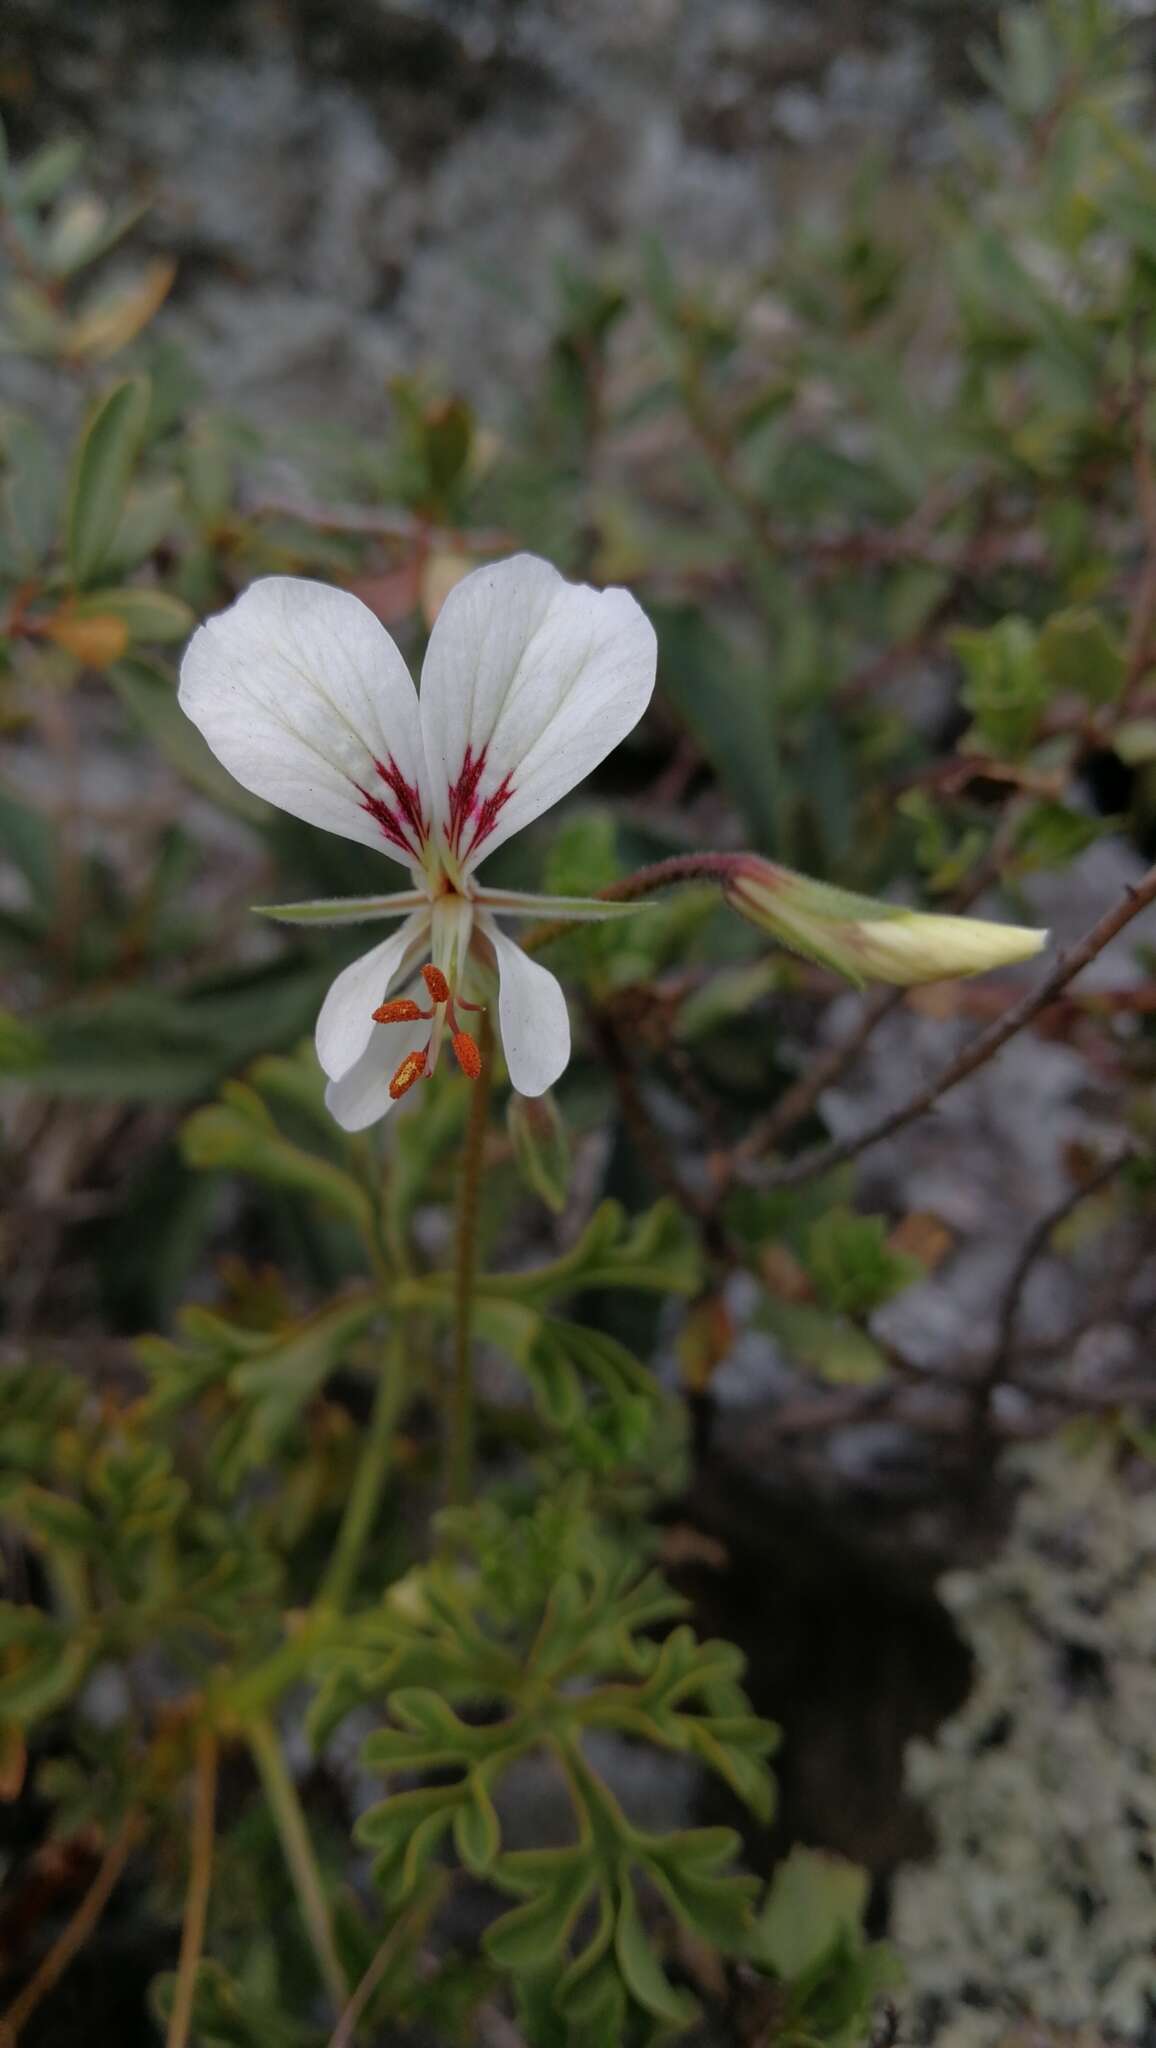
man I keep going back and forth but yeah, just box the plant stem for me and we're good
[449,1009,494,1507]
[166,1730,217,2048]
[247,1717,347,2015]
[0,1809,142,2043]
[318,1329,405,1612]
[521,853,738,955]
[326,1873,446,2048]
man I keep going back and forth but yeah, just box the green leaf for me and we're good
[508,1089,573,1214]
[13,136,85,209]
[0,1009,45,1073]
[760,1301,888,1387]
[454,1770,502,1874]
[805,1208,920,1317]
[1115,718,1156,766]
[476,1199,702,1307]
[651,604,781,850]
[0,1606,88,1722]
[181,1081,373,1236]
[1038,607,1126,704]
[1014,800,1113,870]
[486,1848,595,1971]
[954,616,1048,757]
[75,588,194,645]
[614,1868,698,2027]
[225,1291,381,1473]
[15,970,328,1104]
[752,1846,870,1981]
[65,376,151,587]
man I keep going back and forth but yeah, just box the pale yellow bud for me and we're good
[724,859,1048,988]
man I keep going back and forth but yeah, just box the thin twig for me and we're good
[757,862,1156,1191]
[970,1148,1135,1452]
[166,1731,218,2048]
[449,1010,494,1508]
[318,1329,405,1611]
[247,493,513,551]
[0,1811,142,2044]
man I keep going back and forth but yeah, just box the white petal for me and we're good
[324,1014,428,1132]
[418,554,656,871]
[254,891,427,926]
[483,915,571,1097]
[179,577,431,865]
[315,913,429,1081]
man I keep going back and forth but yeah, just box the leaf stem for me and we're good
[165,1729,217,2048]
[521,854,739,955]
[449,1009,494,1507]
[326,1873,446,2048]
[318,1329,405,1611]
[247,1717,347,2015]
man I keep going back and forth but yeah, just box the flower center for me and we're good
[374,962,484,1098]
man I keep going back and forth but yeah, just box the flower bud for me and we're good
[724,858,1048,988]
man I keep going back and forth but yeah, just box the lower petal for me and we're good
[324,1014,429,1132]
[315,913,429,1081]
[482,916,571,1097]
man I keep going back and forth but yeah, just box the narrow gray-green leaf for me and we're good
[66,375,150,587]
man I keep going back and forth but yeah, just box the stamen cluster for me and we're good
[375,963,483,1099]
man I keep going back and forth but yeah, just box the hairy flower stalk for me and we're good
[179,556,657,1128]
[724,856,1047,986]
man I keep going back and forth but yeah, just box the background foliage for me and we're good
[3,3,1156,2043]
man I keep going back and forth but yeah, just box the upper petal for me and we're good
[418,554,656,872]
[179,577,431,865]
[315,912,430,1081]
[482,915,571,1098]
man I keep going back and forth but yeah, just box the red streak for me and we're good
[445,743,514,860]
[357,755,428,857]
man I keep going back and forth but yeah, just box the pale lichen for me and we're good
[895,1441,1156,2044]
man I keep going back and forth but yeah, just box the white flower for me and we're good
[179,554,656,1129]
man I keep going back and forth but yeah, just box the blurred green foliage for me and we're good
[4,3,1156,2043]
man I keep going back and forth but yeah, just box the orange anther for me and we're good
[422,964,451,1004]
[372,997,422,1023]
[451,1031,482,1079]
[388,1048,428,1099]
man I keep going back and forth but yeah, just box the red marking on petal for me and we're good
[468,771,514,856]
[446,743,486,855]
[356,755,428,857]
[445,743,515,861]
